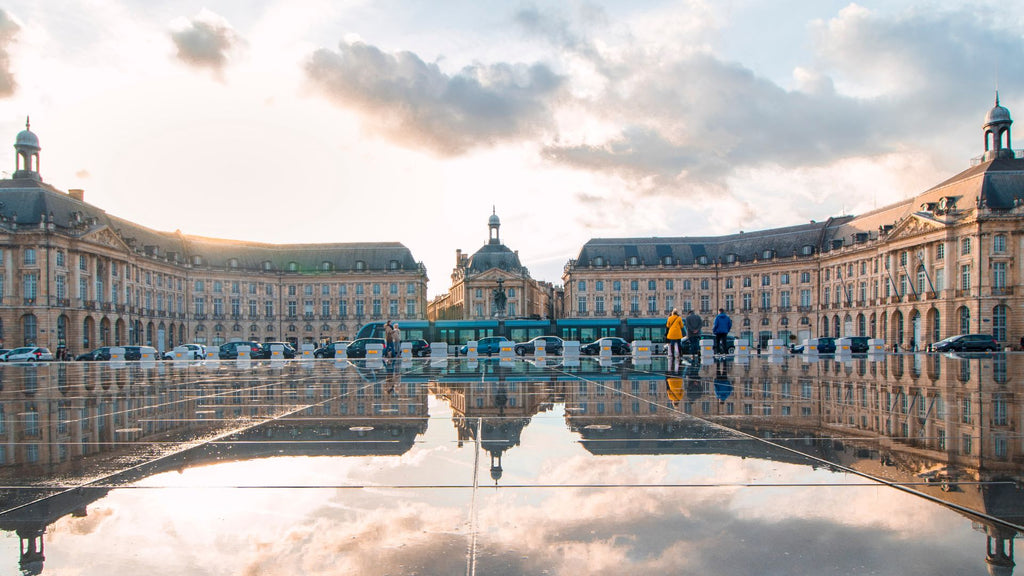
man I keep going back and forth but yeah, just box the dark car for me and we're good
[314,341,351,358]
[847,336,869,353]
[260,342,296,359]
[408,339,431,357]
[459,336,512,356]
[218,341,263,360]
[344,338,387,358]
[514,336,564,356]
[123,346,159,361]
[791,337,836,354]
[77,347,112,361]
[932,334,999,352]
[580,337,630,355]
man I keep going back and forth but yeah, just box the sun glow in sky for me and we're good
[0,1,1021,296]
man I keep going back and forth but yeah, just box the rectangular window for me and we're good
[741,293,752,310]
[595,280,604,291]
[195,297,205,315]
[56,275,66,300]
[760,291,770,309]
[80,255,87,271]
[388,299,398,316]
[595,296,605,314]
[231,298,240,316]
[935,269,945,291]
[249,300,258,316]
[647,280,656,291]
[79,277,88,299]
[406,283,415,295]
[613,295,622,313]
[823,287,830,306]
[647,295,657,313]
[265,301,274,317]
[213,281,222,293]
[372,299,382,316]
[936,242,945,259]
[578,280,586,292]
[213,298,224,315]
[664,280,672,290]
[578,296,587,313]
[961,237,971,256]
[780,273,790,285]
[288,300,297,316]
[761,275,770,286]
[389,283,398,295]
[801,272,810,283]
[700,294,710,312]
[339,300,347,316]
[406,300,416,316]
[684,279,692,290]
[630,280,638,291]
[780,291,790,308]
[613,280,621,291]
[993,262,1007,289]
[630,295,639,314]
[724,294,734,311]
[725,278,733,289]
[960,265,971,290]
[800,289,811,307]
[24,273,38,299]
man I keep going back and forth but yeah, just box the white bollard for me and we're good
[430,341,448,358]
[206,347,218,361]
[563,341,580,359]
[401,342,413,359]
[466,340,479,359]
[804,338,820,355]
[110,346,126,361]
[333,342,348,358]
[632,340,652,360]
[534,342,547,360]
[301,343,314,359]
[700,337,715,355]
[270,344,285,360]
[365,342,384,362]
[499,341,515,360]
[868,339,885,355]
[768,339,785,355]
[599,340,613,358]
[734,339,750,356]
[237,345,251,360]
[836,338,852,356]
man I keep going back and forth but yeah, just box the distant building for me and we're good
[563,97,1024,350]
[0,121,428,351]
[428,211,558,320]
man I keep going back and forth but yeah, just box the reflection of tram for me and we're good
[355,318,670,346]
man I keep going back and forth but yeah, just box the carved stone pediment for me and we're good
[887,213,947,242]
[82,226,131,251]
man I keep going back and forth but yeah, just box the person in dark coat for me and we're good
[712,309,732,355]
[684,310,703,355]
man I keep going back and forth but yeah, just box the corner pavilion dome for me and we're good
[467,210,526,274]
[985,100,1012,125]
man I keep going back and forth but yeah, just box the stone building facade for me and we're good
[428,211,558,320]
[563,98,1024,350]
[0,123,428,353]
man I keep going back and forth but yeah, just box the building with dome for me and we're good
[562,97,1024,350]
[0,120,429,352]
[427,210,559,320]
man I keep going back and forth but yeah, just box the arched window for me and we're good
[389,260,400,270]
[833,316,841,338]
[697,255,709,265]
[288,261,298,272]
[355,260,366,271]
[262,260,273,271]
[628,256,639,266]
[322,261,333,271]
[801,245,814,256]
[822,316,829,337]
[762,249,774,260]
[724,253,737,264]
[593,256,604,266]
[958,306,971,334]
[663,256,673,265]
[857,314,866,337]
[894,311,904,345]
[228,258,239,269]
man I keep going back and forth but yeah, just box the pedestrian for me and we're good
[383,320,395,358]
[684,309,703,356]
[665,308,683,358]
[392,323,402,358]
[712,308,732,355]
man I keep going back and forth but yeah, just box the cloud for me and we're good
[0,9,20,97]
[170,9,241,74]
[75,169,91,179]
[530,4,1024,199]
[305,40,565,156]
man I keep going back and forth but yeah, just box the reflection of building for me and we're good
[0,123,428,351]
[0,362,429,574]
[428,211,559,320]
[562,354,1024,575]
[431,363,553,483]
[563,98,1024,350]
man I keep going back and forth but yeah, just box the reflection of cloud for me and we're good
[75,169,91,179]
[170,9,242,74]
[0,8,19,97]
[305,40,564,156]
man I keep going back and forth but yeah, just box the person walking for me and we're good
[665,309,683,359]
[383,320,395,358]
[712,308,732,355]
[684,309,703,356]
[392,323,402,358]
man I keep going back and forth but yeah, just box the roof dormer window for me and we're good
[355,260,366,271]
[593,256,604,267]
[287,261,298,272]
[628,256,639,266]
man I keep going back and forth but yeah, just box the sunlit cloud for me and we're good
[170,9,243,75]
[0,8,20,97]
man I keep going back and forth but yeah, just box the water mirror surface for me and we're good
[0,353,1021,575]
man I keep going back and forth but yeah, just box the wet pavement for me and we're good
[0,352,1021,575]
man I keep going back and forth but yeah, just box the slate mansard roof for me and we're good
[0,178,423,273]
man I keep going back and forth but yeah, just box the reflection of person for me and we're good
[666,309,683,358]
[712,308,732,355]
[714,360,733,402]
[684,310,703,355]
[1020,336,1024,351]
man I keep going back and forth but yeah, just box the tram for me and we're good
[353,317,669,346]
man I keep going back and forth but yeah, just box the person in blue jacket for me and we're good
[712,308,732,355]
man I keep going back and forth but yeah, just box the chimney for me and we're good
[68,189,85,202]
[456,249,462,265]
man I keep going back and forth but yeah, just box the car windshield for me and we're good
[9,347,33,354]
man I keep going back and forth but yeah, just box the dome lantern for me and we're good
[13,116,42,180]
[983,93,1014,162]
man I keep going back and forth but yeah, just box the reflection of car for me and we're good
[162,343,206,360]
[847,337,869,353]
[3,347,54,362]
[314,341,351,358]
[791,337,837,354]
[459,336,512,356]
[580,337,630,355]
[514,336,564,356]
[932,334,999,352]
[77,347,112,361]
[260,342,297,359]
[218,341,263,359]
[345,338,387,358]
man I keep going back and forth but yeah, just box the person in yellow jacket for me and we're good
[666,308,683,359]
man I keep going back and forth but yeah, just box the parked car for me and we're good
[124,346,159,360]
[314,341,351,358]
[77,347,112,361]
[932,334,999,352]
[514,336,564,356]
[2,347,54,362]
[459,336,512,356]
[163,343,206,360]
[847,336,869,353]
[345,338,387,358]
[791,337,837,354]
[218,341,263,360]
[580,337,630,355]
[408,339,431,357]
[260,342,297,359]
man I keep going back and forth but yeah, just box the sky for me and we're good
[0,1,1021,297]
